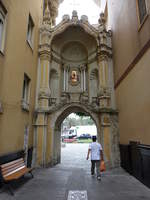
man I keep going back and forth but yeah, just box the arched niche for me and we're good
[51,25,97,95]
[49,69,59,102]
[51,25,97,56]
[90,68,99,100]
[61,41,88,94]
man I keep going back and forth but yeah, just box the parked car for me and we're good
[78,134,91,139]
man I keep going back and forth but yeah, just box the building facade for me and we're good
[2,0,150,175]
[105,0,150,145]
[0,0,121,169]
[104,0,150,186]
[34,6,120,168]
[0,0,43,165]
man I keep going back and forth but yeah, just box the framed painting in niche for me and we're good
[70,68,79,85]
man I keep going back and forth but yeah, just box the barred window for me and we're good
[137,0,147,24]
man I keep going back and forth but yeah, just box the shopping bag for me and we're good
[100,160,106,172]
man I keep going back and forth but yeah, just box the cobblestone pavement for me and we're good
[0,143,150,200]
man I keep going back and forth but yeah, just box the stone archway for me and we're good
[49,103,101,165]
[34,10,120,169]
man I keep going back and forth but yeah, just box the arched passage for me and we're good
[49,103,101,165]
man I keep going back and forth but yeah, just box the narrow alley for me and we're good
[1,144,150,200]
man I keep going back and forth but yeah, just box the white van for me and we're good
[68,127,77,138]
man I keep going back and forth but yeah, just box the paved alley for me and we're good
[0,143,150,200]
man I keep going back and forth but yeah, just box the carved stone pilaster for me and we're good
[43,2,52,26]
[98,87,111,109]
[97,50,108,62]
[39,49,51,61]
[97,51,109,89]
[39,87,51,100]
[110,114,120,167]
[38,9,52,110]
[101,113,111,127]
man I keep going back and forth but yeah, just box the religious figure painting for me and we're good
[70,70,79,85]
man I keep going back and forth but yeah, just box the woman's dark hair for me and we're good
[92,136,97,142]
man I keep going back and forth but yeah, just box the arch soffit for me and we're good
[50,21,99,46]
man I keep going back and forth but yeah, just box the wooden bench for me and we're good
[0,158,33,195]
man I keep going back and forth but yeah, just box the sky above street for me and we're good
[56,0,101,24]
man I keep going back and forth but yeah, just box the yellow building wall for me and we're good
[107,0,150,82]
[116,47,150,145]
[106,0,150,145]
[0,0,43,156]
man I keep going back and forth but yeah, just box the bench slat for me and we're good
[2,163,25,176]
[0,158,33,183]
[4,167,32,181]
[1,158,24,168]
[1,160,24,172]
[3,166,26,178]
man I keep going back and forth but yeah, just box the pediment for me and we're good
[50,12,99,45]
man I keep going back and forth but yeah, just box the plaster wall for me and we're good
[0,0,43,155]
[116,47,150,145]
[106,0,150,145]
[107,0,150,83]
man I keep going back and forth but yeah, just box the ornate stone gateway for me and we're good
[33,7,120,168]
